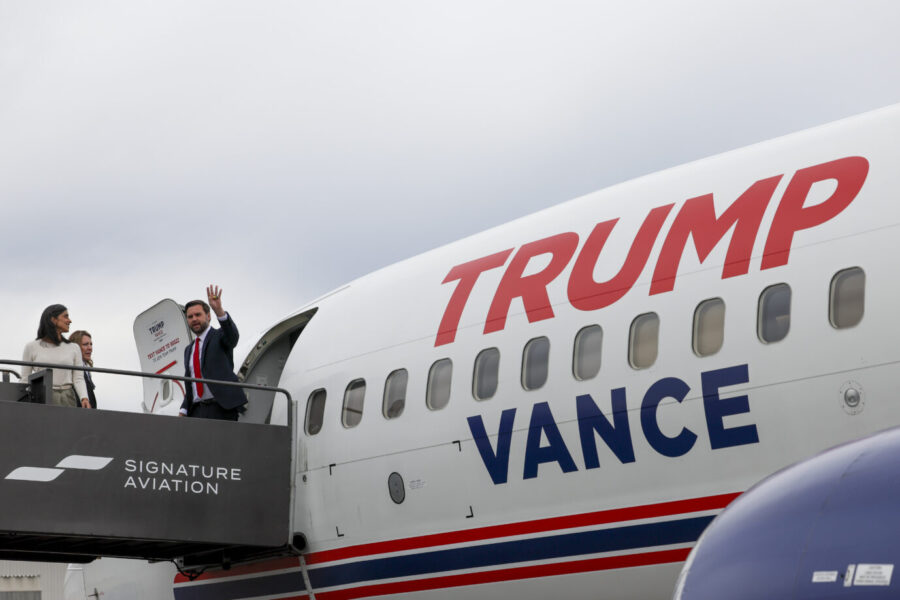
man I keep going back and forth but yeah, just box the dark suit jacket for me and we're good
[84,369,97,409]
[180,314,248,413]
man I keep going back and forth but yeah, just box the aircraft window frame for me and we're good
[629,312,659,369]
[473,347,500,401]
[426,358,453,411]
[693,298,726,357]
[572,325,603,381]
[383,369,408,419]
[758,283,792,343]
[341,379,366,428]
[305,388,327,436]
[522,336,550,391]
[829,267,865,329]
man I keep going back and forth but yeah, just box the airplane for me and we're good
[62,102,900,599]
[672,424,900,599]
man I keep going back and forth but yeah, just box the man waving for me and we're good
[179,285,248,421]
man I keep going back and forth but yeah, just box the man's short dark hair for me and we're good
[185,300,210,315]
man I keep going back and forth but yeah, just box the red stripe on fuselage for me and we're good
[174,492,739,585]
[306,492,739,565]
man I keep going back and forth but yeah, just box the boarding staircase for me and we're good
[0,361,300,573]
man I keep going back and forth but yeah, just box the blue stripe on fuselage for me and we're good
[308,516,712,589]
[176,516,713,599]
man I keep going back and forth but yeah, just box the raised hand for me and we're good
[207,285,225,317]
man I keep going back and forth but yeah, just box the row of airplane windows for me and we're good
[304,266,865,436]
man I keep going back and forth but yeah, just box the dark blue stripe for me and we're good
[308,515,712,589]
[174,516,711,599]
[174,571,305,600]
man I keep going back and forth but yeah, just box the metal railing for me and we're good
[0,369,20,383]
[0,358,294,428]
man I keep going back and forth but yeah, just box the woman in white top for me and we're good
[21,304,90,408]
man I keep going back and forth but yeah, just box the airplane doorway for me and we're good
[238,308,317,425]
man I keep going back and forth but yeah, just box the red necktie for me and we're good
[192,338,204,397]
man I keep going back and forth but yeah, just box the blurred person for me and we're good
[69,330,97,409]
[21,305,90,408]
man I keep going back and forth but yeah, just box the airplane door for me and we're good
[238,308,318,425]
[133,299,191,415]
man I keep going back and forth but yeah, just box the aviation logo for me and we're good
[5,455,241,496]
[5,455,113,482]
[123,459,242,495]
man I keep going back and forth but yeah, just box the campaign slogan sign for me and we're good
[133,299,192,415]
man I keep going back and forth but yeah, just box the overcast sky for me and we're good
[2,0,899,411]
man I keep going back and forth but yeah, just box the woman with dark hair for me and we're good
[21,305,90,408]
[69,330,97,409]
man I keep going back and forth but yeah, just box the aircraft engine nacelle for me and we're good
[674,426,900,599]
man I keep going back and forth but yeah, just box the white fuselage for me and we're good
[81,105,900,600]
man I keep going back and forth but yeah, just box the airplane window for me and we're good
[305,389,327,435]
[693,298,725,357]
[573,325,603,381]
[342,379,366,428]
[473,347,500,400]
[830,267,865,329]
[383,369,408,419]
[758,283,791,343]
[427,359,452,410]
[629,312,659,369]
[522,336,550,390]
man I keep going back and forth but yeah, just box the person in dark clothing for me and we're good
[69,330,97,409]
[178,285,248,421]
